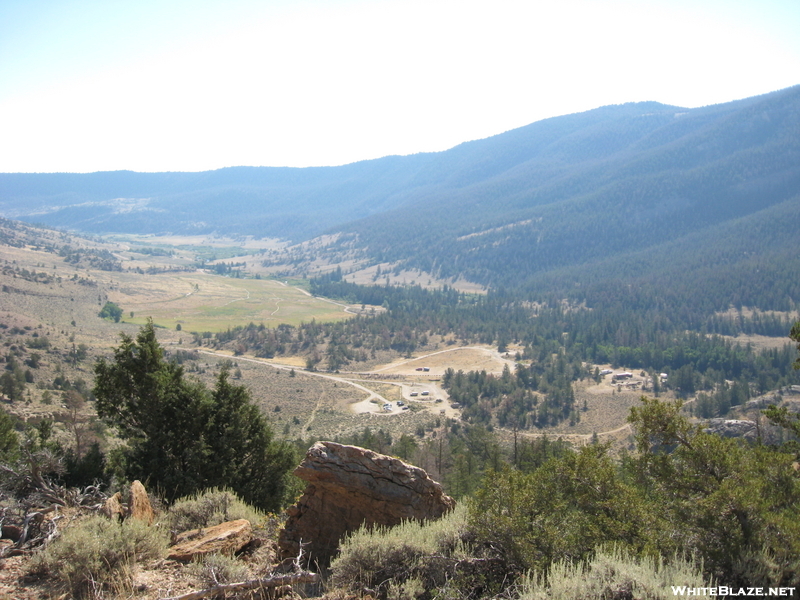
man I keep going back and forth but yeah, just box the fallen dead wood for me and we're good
[157,571,320,600]
[0,507,60,558]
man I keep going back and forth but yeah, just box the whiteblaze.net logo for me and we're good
[672,587,796,597]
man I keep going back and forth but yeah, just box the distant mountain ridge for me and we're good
[1,85,799,303]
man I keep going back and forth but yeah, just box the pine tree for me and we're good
[94,320,295,511]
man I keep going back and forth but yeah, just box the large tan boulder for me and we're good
[129,480,155,525]
[167,519,253,562]
[279,441,455,567]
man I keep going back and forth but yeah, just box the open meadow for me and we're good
[111,272,352,332]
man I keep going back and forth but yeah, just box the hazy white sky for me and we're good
[1,0,798,173]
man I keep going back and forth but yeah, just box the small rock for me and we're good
[103,492,125,521]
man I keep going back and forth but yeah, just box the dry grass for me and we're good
[112,273,354,332]
[720,333,795,351]
[372,345,517,377]
[111,233,287,251]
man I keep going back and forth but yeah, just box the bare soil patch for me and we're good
[373,346,515,377]
[114,233,287,251]
[344,263,487,294]
[720,333,794,351]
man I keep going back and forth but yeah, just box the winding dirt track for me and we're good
[197,350,393,412]
[198,347,635,439]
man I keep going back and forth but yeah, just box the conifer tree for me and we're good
[94,320,295,511]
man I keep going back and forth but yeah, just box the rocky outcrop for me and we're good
[100,481,154,524]
[705,419,758,439]
[745,395,779,410]
[279,441,455,567]
[167,519,253,562]
[130,480,155,525]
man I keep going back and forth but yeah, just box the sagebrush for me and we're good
[30,515,167,599]
[166,487,266,533]
[519,545,710,600]
[330,504,482,599]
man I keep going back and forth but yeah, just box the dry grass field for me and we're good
[371,345,517,377]
[111,273,352,332]
[111,233,286,251]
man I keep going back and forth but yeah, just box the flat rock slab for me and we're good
[168,519,252,562]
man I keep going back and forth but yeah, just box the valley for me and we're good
[0,216,700,459]
[1,86,799,597]
[4,214,795,477]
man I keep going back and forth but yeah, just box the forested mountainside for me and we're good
[516,194,800,318]
[2,86,798,255]
[329,85,800,290]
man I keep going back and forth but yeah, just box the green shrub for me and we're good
[629,397,800,585]
[470,447,661,573]
[329,503,469,598]
[30,515,167,599]
[166,488,265,533]
[519,546,710,600]
[98,301,123,322]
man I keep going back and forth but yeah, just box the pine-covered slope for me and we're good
[1,85,798,305]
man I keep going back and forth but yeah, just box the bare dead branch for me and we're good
[157,571,320,600]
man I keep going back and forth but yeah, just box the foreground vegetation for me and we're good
[2,348,797,596]
[1,217,799,598]
[328,393,800,597]
[93,320,298,511]
[11,384,798,598]
[26,488,273,599]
